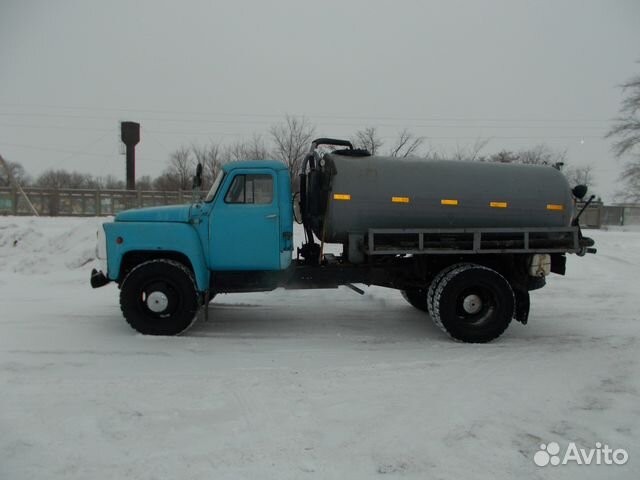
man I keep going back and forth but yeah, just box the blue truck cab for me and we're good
[92,160,293,335]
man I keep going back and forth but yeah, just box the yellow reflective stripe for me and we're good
[546,204,564,211]
[441,199,458,206]
[333,193,351,201]
[489,201,508,208]
[391,196,410,203]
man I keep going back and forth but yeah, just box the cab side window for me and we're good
[224,174,273,204]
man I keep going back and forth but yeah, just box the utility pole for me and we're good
[0,154,39,216]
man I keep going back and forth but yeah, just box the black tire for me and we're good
[426,263,473,320]
[431,264,514,343]
[120,259,199,336]
[401,288,429,312]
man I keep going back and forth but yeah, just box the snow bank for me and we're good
[0,216,107,274]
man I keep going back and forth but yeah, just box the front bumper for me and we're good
[90,269,110,288]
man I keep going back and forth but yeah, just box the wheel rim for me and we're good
[462,294,483,314]
[146,291,169,313]
[455,286,495,326]
[139,279,181,319]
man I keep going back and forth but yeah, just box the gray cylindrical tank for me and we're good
[314,153,575,243]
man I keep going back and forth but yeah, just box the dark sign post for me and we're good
[120,121,140,190]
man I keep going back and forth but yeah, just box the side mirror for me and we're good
[192,163,203,190]
[572,184,588,200]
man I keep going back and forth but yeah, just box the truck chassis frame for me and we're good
[210,225,594,296]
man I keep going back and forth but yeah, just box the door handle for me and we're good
[265,214,278,219]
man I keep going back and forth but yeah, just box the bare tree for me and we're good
[564,165,596,189]
[607,68,640,202]
[481,144,565,166]
[0,155,39,215]
[607,72,640,157]
[452,138,490,162]
[35,169,95,189]
[0,159,29,186]
[224,135,270,163]
[270,115,315,176]
[352,127,383,155]
[167,146,195,190]
[616,162,640,203]
[192,142,224,187]
[451,144,467,162]
[517,144,567,166]
[245,134,270,160]
[153,171,182,191]
[422,150,440,161]
[94,174,126,190]
[134,175,153,191]
[487,150,519,163]
[421,143,446,161]
[222,143,239,164]
[388,129,425,158]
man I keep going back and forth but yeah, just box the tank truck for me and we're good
[91,138,596,342]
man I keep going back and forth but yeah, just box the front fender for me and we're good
[103,222,210,291]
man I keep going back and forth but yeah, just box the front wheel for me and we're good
[430,264,514,343]
[120,259,199,335]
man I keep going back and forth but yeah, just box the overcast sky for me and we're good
[1,0,639,200]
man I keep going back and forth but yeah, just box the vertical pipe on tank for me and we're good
[299,152,315,243]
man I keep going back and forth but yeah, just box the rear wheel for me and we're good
[120,259,199,335]
[427,263,473,320]
[430,264,514,343]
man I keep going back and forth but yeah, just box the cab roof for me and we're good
[222,160,287,172]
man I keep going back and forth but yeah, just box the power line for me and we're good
[0,119,609,142]
[0,119,608,132]
[0,101,613,124]
[142,129,605,141]
[0,122,114,132]
[0,134,602,161]
[54,131,116,167]
[0,111,612,129]
[0,109,611,162]
[0,141,147,159]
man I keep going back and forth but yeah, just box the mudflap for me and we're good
[201,291,210,322]
[514,289,530,325]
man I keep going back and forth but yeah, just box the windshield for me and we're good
[205,171,225,202]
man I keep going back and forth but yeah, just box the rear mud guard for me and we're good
[514,289,530,325]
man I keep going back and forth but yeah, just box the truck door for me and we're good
[209,169,281,271]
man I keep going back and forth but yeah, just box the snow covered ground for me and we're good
[0,217,638,480]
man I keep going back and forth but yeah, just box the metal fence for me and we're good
[1,186,639,229]
[0,186,193,217]
[574,202,640,229]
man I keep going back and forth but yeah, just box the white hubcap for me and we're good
[147,291,169,313]
[462,294,483,314]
